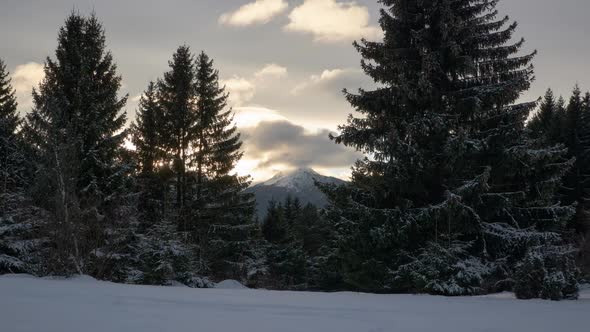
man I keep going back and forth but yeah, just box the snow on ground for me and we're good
[0,275,588,332]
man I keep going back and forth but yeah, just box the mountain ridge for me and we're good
[246,168,346,219]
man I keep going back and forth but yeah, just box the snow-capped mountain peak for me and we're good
[261,167,326,191]
[246,167,346,218]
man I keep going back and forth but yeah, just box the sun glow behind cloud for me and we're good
[11,62,45,113]
[233,106,288,127]
[285,0,382,43]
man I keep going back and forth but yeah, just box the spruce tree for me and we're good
[528,87,590,279]
[283,195,302,227]
[157,46,197,215]
[190,51,256,281]
[131,81,170,229]
[560,87,590,277]
[131,217,213,287]
[0,59,49,275]
[325,0,577,297]
[529,89,559,141]
[561,86,590,207]
[579,92,590,275]
[262,200,287,244]
[23,13,130,277]
[131,81,164,175]
[0,59,21,194]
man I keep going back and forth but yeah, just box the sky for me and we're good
[1,0,589,182]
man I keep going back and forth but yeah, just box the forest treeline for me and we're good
[1,1,589,300]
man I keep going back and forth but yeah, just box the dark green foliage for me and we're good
[528,86,590,278]
[189,51,256,281]
[131,81,164,175]
[262,200,287,244]
[261,199,300,288]
[295,203,327,255]
[158,46,197,212]
[0,191,50,275]
[561,86,590,205]
[128,48,255,284]
[0,60,18,135]
[0,59,50,275]
[131,218,212,287]
[514,246,579,300]
[392,243,492,296]
[324,0,577,298]
[23,13,131,276]
[260,196,336,290]
[0,59,22,194]
[529,89,561,142]
[0,59,19,143]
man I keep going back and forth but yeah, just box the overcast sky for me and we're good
[1,0,589,181]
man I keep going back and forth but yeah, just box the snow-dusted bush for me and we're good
[514,246,579,300]
[392,243,492,296]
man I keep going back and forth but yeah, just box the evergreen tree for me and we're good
[157,46,197,215]
[295,203,323,254]
[23,13,130,277]
[0,59,49,275]
[131,81,164,175]
[262,200,287,244]
[0,59,21,194]
[131,81,170,228]
[190,51,256,281]
[260,197,333,290]
[529,89,559,141]
[325,0,577,298]
[283,195,302,227]
[561,86,590,205]
[131,218,213,287]
[530,86,590,278]
[558,87,590,277]
[0,189,51,275]
[578,92,590,275]
[554,96,568,143]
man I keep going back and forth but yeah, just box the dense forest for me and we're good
[1,0,588,300]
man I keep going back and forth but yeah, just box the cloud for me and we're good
[222,76,256,106]
[241,119,362,171]
[254,64,288,80]
[285,0,382,43]
[234,106,288,127]
[219,0,289,27]
[222,63,288,107]
[11,62,45,111]
[291,68,362,95]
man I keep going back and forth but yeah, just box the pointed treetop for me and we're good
[0,59,20,137]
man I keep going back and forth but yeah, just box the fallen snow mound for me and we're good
[66,275,99,283]
[215,279,247,289]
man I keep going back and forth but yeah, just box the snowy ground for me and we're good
[0,275,588,332]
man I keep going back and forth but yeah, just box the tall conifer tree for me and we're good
[190,51,256,281]
[132,81,164,175]
[24,13,130,276]
[0,59,21,194]
[158,46,197,214]
[561,86,590,207]
[131,81,170,229]
[0,59,47,275]
[325,0,577,298]
[529,89,559,141]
